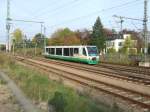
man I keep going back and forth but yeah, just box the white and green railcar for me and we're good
[44,46,99,64]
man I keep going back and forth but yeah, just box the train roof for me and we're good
[45,45,97,48]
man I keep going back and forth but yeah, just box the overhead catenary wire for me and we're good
[29,0,61,17]
[9,0,146,39]
[46,0,144,29]
[20,0,83,31]
[29,0,81,20]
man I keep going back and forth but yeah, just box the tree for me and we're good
[32,33,46,48]
[107,48,116,54]
[0,44,6,51]
[90,17,106,52]
[48,28,81,46]
[75,29,91,45]
[12,28,23,43]
[119,36,135,54]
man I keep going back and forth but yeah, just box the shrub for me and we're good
[48,91,67,112]
[110,103,123,112]
[107,48,116,54]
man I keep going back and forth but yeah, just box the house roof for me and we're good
[106,34,123,41]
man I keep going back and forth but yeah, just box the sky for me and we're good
[0,0,150,43]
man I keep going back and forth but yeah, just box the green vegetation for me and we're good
[0,44,6,51]
[101,53,131,65]
[103,36,141,65]
[0,79,7,85]
[90,17,106,52]
[119,36,137,55]
[12,28,23,43]
[32,33,48,48]
[0,53,125,112]
[14,48,42,56]
[107,48,116,54]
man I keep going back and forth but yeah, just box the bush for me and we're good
[0,79,7,85]
[107,48,116,54]
[48,91,67,112]
[110,103,123,112]
[128,48,137,55]
[2,56,125,112]
[14,48,43,56]
[0,54,6,65]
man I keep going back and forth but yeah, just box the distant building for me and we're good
[106,33,137,52]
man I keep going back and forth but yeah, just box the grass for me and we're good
[100,53,142,66]
[0,53,126,112]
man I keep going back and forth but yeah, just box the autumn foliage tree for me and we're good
[12,28,23,43]
[48,28,81,46]
[75,29,91,45]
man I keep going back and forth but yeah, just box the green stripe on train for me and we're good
[45,55,99,64]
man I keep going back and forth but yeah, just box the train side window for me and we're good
[83,48,87,56]
[56,48,62,55]
[48,48,51,54]
[70,48,73,56]
[74,48,79,54]
[64,48,69,56]
[46,48,49,53]
[50,48,55,55]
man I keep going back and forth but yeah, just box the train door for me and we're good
[73,48,79,56]
[82,47,87,56]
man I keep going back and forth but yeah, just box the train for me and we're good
[44,45,99,64]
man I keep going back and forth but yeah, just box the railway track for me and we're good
[98,63,150,75]
[32,57,150,86]
[15,56,150,111]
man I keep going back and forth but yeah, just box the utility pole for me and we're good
[44,26,46,53]
[6,0,11,52]
[40,23,43,51]
[23,35,27,56]
[113,15,124,33]
[8,19,44,56]
[120,18,124,33]
[143,0,148,61]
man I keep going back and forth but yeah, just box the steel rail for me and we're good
[15,57,150,110]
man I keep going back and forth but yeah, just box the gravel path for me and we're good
[0,71,43,112]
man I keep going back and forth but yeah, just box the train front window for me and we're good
[87,47,98,56]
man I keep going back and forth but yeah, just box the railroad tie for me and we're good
[143,100,150,104]
[133,97,143,101]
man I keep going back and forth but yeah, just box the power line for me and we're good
[41,0,82,18]
[30,0,60,16]
[20,0,81,31]
[30,0,80,20]
[46,0,143,29]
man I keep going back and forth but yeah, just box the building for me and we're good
[106,34,137,52]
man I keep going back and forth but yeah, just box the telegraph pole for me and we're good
[44,26,46,53]
[6,0,11,52]
[120,18,124,33]
[40,23,43,49]
[143,0,148,61]
[113,15,124,34]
